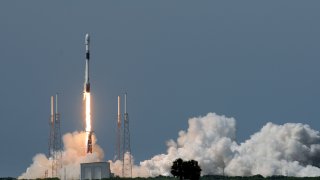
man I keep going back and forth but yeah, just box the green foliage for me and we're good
[171,158,184,180]
[18,178,59,180]
[4,175,320,180]
[3,174,320,180]
[104,177,176,180]
[170,158,201,180]
[104,177,174,180]
[104,176,320,180]
[201,175,320,180]
[182,160,201,180]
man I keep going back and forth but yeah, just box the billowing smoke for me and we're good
[119,112,237,177]
[226,121,320,177]
[21,112,320,178]
[19,131,104,179]
[110,113,320,177]
[110,153,149,177]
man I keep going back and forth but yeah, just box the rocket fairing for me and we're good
[84,33,90,93]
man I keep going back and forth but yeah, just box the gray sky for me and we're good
[1,1,320,177]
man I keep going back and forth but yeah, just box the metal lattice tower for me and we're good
[48,94,62,178]
[122,93,132,177]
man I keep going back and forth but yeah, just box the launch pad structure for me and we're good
[114,93,133,177]
[122,93,132,177]
[48,93,62,178]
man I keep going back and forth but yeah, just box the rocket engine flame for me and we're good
[84,92,91,133]
[84,92,92,154]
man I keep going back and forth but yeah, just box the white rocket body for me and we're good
[84,33,90,92]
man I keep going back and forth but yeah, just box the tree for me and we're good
[183,160,201,180]
[171,158,184,180]
[171,158,201,180]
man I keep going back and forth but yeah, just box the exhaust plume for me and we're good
[21,112,320,178]
[19,131,103,179]
[110,112,320,177]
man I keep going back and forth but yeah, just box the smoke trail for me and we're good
[19,131,103,179]
[110,112,320,177]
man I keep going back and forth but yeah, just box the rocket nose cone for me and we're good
[85,33,90,44]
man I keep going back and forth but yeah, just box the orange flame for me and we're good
[84,92,91,150]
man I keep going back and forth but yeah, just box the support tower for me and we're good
[48,93,62,177]
[122,93,132,177]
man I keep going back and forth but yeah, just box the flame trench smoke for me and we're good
[19,131,104,179]
[20,112,320,179]
[110,113,320,177]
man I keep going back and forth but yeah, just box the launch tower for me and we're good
[122,93,132,177]
[48,93,62,177]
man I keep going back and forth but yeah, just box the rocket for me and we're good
[84,33,93,154]
[84,33,90,93]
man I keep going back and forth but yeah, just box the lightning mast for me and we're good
[115,96,122,161]
[48,93,62,177]
[48,96,54,158]
[122,93,132,177]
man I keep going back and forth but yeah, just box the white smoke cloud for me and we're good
[110,153,149,177]
[110,113,320,177]
[132,113,238,177]
[19,131,104,179]
[226,122,320,177]
[21,112,320,178]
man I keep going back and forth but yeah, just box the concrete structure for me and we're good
[80,162,111,180]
